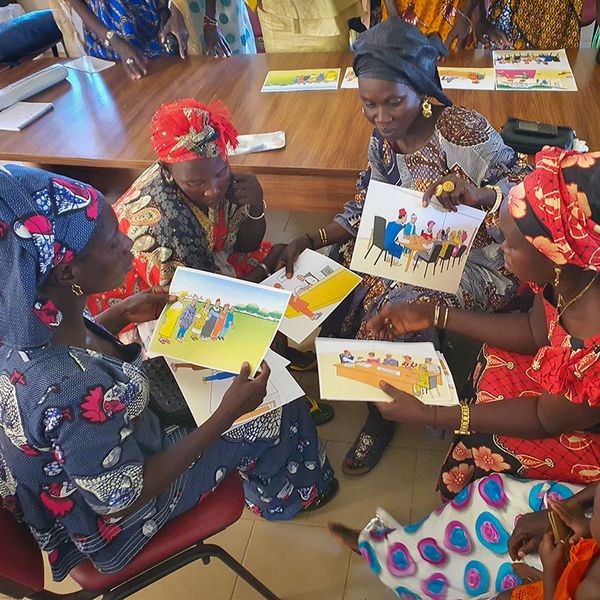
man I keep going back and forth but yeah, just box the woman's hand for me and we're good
[111,37,148,79]
[373,382,432,425]
[539,531,567,579]
[232,174,264,209]
[423,175,495,211]
[262,244,286,274]
[508,510,551,560]
[216,361,270,426]
[444,13,472,51]
[203,22,232,57]
[548,498,591,545]
[160,5,189,58]
[276,235,312,278]
[366,302,436,341]
[121,285,177,324]
[474,17,511,49]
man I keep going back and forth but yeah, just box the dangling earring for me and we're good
[164,170,174,183]
[71,283,83,296]
[361,106,366,115]
[553,266,562,288]
[421,98,432,119]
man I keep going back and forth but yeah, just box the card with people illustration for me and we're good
[349,180,486,294]
[315,338,459,405]
[494,68,577,92]
[261,249,362,344]
[437,67,496,90]
[492,49,571,70]
[165,350,303,432]
[149,267,291,374]
[261,68,341,92]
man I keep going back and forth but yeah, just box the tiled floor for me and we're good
[32,372,452,600]
[2,209,454,599]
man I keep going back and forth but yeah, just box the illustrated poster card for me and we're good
[261,68,341,92]
[166,350,303,431]
[316,338,459,405]
[492,49,571,70]
[261,249,362,344]
[494,68,577,91]
[349,180,485,294]
[438,67,496,90]
[149,267,291,374]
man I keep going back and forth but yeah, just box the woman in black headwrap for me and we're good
[277,17,530,475]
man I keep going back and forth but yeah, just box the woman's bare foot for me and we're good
[328,522,360,554]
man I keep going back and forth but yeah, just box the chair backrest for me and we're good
[455,244,467,259]
[372,215,387,248]
[0,501,45,598]
[428,243,443,262]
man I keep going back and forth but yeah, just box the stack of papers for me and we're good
[0,101,53,131]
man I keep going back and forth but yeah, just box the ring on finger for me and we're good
[125,57,134,65]
[442,180,455,193]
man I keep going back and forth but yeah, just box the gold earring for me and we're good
[421,98,432,119]
[553,267,562,288]
[163,170,174,183]
[361,106,366,115]
[71,283,84,296]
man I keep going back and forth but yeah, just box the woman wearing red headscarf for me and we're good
[88,98,281,315]
[362,147,600,500]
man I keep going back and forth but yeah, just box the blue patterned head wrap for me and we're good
[0,165,105,350]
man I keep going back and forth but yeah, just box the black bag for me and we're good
[500,118,574,155]
[144,356,195,428]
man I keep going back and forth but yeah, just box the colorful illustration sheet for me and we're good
[349,180,486,294]
[166,350,303,431]
[495,68,577,91]
[261,249,362,344]
[438,67,496,90]
[316,339,459,404]
[340,66,358,89]
[149,267,291,374]
[492,49,571,70]
[261,68,341,92]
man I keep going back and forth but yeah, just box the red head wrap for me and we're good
[508,147,600,271]
[150,98,239,164]
[398,208,407,218]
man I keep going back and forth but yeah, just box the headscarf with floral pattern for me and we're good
[508,147,600,271]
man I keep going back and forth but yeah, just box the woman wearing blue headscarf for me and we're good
[0,165,336,581]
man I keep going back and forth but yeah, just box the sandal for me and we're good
[342,428,394,476]
[306,396,335,426]
[303,478,339,512]
[286,348,317,372]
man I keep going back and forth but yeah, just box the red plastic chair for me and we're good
[0,473,280,600]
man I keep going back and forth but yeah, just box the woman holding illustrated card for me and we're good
[0,166,336,583]
[331,149,600,600]
[278,17,530,475]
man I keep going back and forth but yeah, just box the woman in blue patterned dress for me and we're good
[0,165,336,581]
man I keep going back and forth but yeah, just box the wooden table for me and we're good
[0,49,598,211]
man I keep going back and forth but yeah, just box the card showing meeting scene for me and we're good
[261,68,341,92]
[349,180,486,294]
[149,267,291,374]
[261,249,362,344]
[438,67,496,90]
[492,49,572,70]
[315,339,459,404]
[165,350,303,432]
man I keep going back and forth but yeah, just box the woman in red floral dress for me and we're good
[365,147,600,500]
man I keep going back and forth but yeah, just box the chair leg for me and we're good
[204,544,281,600]
[51,45,59,58]
[412,256,419,272]
[364,243,374,259]
[374,249,384,265]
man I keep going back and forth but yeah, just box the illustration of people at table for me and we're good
[402,355,417,368]
[402,214,418,253]
[420,220,435,240]
[384,208,408,262]
[383,353,399,366]
[339,349,355,363]
[366,352,381,365]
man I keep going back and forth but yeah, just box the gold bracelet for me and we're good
[318,228,329,247]
[433,304,441,328]
[454,403,471,436]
